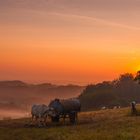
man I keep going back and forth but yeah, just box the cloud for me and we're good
[1,0,140,31]
[49,12,140,31]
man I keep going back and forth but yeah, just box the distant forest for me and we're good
[1,72,140,113]
[79,72,140,111]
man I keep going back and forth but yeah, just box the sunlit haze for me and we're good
[1,0,140,85]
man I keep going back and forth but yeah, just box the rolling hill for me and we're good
[0,80,84,119]
[0,107,139,140]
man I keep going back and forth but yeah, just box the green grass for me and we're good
[0,107,140,140]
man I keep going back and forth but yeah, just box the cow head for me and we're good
[47,107,57,117]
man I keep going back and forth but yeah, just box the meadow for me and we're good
[0,107,140,140]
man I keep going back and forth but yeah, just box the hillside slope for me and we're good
[0,81,84,110]
[0,107,140,140]
[0,80,84,119]
[79,74,140,110]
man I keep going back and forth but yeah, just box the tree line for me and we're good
[79,71,140,111]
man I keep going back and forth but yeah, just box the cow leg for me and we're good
[31,115,36,125]
[69,112,76,124]
[44,116,47,126]
[31,115,34,124]
[63,114,66,124]
[35,116,39,126]
[75,112,78,123]
[38,116,43,127]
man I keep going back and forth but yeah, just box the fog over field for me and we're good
[0,81,84,119]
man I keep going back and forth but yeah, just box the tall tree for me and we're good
[134,71,140,84]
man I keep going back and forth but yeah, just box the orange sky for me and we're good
[0,0,140,85]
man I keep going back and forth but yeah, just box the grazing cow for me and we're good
[31,104,56,126]
[101,106,107,110]
[131,101,137,115]
[49,98,81,124]
[113,106,117,109]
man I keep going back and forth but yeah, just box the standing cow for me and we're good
[49,98,81,124]
[31,104,55,126]
[131,101,137,115]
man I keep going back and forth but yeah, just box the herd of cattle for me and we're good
[31,98,138,127]
[31,98,81,126]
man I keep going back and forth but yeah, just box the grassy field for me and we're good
[0,107,140,140]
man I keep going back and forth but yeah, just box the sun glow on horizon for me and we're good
[0,0,140,85]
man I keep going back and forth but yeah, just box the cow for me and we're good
[131,101,137,115]
[31,104,56,126]
[101,106,107,110]
[113,106,117,109]
[49,98,81,124]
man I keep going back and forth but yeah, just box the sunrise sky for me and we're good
[0,0,140,85]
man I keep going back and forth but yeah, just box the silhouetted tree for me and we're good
[134,71,140,84]
[79,73,140,111]
[118,73,134,84]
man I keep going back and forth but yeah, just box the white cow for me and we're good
[31,104,55,126]
[101,106,107,110]
[113,106,117,109]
